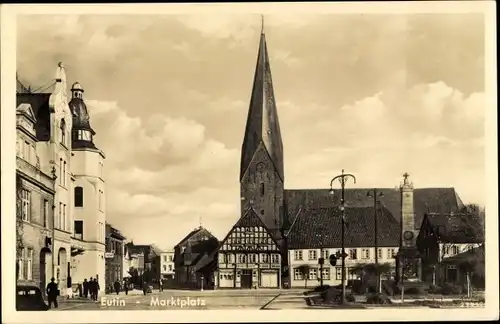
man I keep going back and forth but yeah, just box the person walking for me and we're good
[93,278,100,301]
[83,278,89,298]
[159,279,163,292]
[46,278,59,309]
[123,280,129,295]
[114,280,121,295]
[88,277,93,299]
[142,281,148,296]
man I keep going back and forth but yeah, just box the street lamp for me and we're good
[329,169,356,305]
[367,189,384,293]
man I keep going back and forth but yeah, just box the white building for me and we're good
[68,80,106,291]
[160,249,175,280]
[16,63,106,295]
[286,206,400,288]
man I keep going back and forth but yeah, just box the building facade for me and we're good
[286,206,400,288]
[216,209,282,289]
[174,226,219,289]
[15,103,56,296]
[105,223,126,290]
[16,63,107,295]
[160,249,175,280]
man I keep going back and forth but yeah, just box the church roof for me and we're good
[16,93,52,141]
[287,206,400,249]
[284,187,463,232]
[240,28,284,182]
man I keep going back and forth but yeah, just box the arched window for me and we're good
[74,186,83,207]
[60,119,66,145]
[260,183,265,196]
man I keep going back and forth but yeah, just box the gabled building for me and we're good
[174,226,219,289]
[105,223,126,289]
[124,243,163,285]
[160,248,175,281]
[286,206,400,288]
[416,212,484,285]
[16,63,107,296]
[216,208,282,289]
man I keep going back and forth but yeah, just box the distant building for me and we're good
[174,226,219,289]
[125,243,163,285]
[105,223,126,289]
[160,249,175,280]
[417,212,484,286]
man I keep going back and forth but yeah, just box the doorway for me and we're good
[241,269,252,289]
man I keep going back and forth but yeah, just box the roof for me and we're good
[426,213,484,243]
[287,206,400,249]
[16,93,52,141]
[175,226,217,248]
[284,187,463,231]
[441,245,484,263]
[240,30,284,182]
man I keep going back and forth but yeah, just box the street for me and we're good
[52,289,310,311]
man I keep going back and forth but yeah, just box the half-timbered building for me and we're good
[216,209,282,289]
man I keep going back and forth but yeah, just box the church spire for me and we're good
[240,18,284,181]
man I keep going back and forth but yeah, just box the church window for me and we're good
[74,186,84,207]
[260,183,265,196]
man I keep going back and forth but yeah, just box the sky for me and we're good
[16,13,486,250]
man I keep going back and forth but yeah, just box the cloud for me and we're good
[16,14,486,249]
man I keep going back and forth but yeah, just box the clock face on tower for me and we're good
[403,231,414,241]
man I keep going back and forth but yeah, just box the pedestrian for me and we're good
[88,277,93,299]
[159,279,163,292]
[123,280,129,295]
[83,278,88,298]
[114,280,121,295]
[142,281,148,296]
[93,278,100,301]
[46,277,59,309]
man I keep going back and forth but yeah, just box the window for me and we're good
[260,183,265,196]
[308,268,318,280]
[349,249,358,260]
[238,254,246,263]
[63,203,67,231]
[169,255,173,262]
[23,141,30,161]
[63,161,66,187]
[293,268,303,280]
[321,268,330,280]
[294,250,303,261]
[59,158,63,184]
[168,265,173,271]
[378,248,383,259]
[335,267,342,280]
[362,249,370,259]
[221,253,227,263]
[261,253,269,263]
[388,248,397,259]
[74,220,83,240]
[163,265,167,271]
[322,249,329,259]
[451,246,459,255]
[60,119,66,145]
[271,254,279,263]
[42,200,49,228]
[74,187,83,207]
[21,189,31,221]
[260,209,264,215]
[98,190,104,210]
[18,249,25,280]
[249,254,257,263]
[308,250,317,260]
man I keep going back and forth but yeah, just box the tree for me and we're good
[16,173,24,281]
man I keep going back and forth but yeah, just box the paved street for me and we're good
[52,289,310,311]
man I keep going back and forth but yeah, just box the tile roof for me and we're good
[16,93,52,141]
[287,206,400,249]
[284,187,463,232]
[441,245,484,263]
[426,213,484,244]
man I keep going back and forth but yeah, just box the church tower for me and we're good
[240,19,285,240]
[69,82,106,290]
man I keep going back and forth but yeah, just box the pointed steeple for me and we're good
[240,19,284,181]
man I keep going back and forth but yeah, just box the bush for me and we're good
[321,287,356,304]
[405,286,426,296]
[428,284,441,294]
[441,283,463,295]
[365,293,392,305]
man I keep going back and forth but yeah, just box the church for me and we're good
[212,21,475,289]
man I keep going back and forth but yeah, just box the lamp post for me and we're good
[367,189,384,294]
[329,169,356,305]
